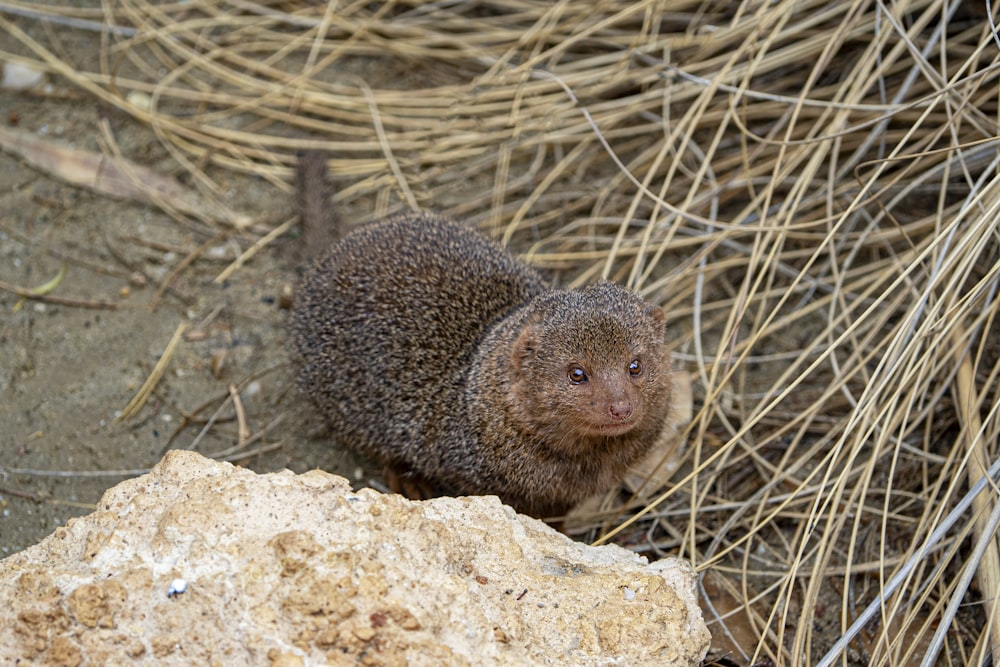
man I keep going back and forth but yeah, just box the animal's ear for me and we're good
[646,304,666,327]
[512,324,540,374]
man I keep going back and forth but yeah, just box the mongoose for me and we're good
[290,205,672,519]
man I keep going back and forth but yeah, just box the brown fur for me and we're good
[290,155,670,517]
[289,213,672,518]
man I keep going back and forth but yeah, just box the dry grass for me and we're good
[2,0,1000,664]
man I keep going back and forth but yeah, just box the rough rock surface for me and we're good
[0,450,709,666]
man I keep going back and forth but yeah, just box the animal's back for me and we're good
[290,212,546,464]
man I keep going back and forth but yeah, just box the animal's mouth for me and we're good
[584,420,636,437]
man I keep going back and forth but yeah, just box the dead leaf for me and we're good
[0,126,249,227]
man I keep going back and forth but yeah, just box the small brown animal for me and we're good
[290,210,672,518]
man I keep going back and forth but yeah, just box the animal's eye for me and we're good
[628,359,642,376]
[568,366,588,384]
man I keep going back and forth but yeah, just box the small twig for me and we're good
[0,2,137,36]
[219,441,284,462]
[207,413,286,460]
[180,386,240,454]
[0,483,43,501]
[0,278,119,309]
[115,322,188,424]
[150,235,224,311]
[0,467,150,477]
[45,249,146,285]
[230,383,250,446]
[950,328,1000,665]
[213,216,295,284]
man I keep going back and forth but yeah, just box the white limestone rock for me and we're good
[0,450,709,665]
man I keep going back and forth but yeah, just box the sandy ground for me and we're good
[0,88,365,556]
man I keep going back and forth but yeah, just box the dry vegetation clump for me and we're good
[2,0,999,664]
